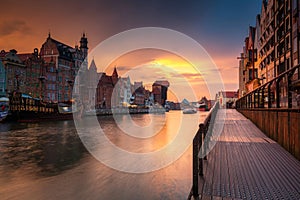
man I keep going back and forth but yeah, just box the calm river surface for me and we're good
[0,111,208,200]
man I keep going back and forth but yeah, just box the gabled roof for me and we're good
[0,49,24,65]
[41,35,74,60]
[98,73,114,87]
[263,0,268,10]
[0,50,9,58]
[17,53,32,62]
[89,59,97,71]
[153,80,170,87]
[112,67,118,77]
[199,96,208,103]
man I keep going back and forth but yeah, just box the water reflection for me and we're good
[0,111,207,200]
[0,120,85,176]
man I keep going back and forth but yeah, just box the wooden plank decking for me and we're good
[195,109,300,200]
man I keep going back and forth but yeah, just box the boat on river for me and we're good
[182,108,197,114]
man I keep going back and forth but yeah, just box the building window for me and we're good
[293,37,298,53]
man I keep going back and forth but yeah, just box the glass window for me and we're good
[293,37,298,53]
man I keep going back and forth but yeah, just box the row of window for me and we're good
[46,93,70,101]
[47,84,56,90]
[47,75,56,82]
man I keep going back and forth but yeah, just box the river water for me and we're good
[0,111,207,200]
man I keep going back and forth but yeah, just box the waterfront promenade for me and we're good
[190,109,300,199]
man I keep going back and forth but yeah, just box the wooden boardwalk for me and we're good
[195,109,300,200]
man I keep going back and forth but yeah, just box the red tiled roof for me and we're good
[153,80,170,87]
[222,91,238,98]
[17,53,32,62]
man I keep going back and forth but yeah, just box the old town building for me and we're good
[40,33,88,102]
[18,48,47,99]
[239,0,300,103]
[152,80,170,106]
[117,76,132,107]
[0,49,26,95]
[87,59,98,109]
[96,72,115,109]
[0,60,5,97]
[238,26,259,97]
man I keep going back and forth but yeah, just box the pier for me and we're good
[189,108,300,199]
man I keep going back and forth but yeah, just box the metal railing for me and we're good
[236,64,300,109]
[235,64,300,161]
[189,102,219,199]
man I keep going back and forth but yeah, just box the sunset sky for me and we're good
[0,0,261,101]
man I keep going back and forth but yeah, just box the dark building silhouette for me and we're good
[152,80,169,106]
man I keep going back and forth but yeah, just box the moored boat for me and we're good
[0,97,9,122]
[182,108,197,114]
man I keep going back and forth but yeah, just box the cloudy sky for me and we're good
[0,0,261,101]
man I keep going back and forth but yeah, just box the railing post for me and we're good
[261,87,265,108]
[268,83,272,108]
[287,73,292,108]
[190,102,219,199]
[199,124,204,176]
[192,127,200,198]
[276,79,280,108]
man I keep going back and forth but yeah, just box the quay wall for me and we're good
[237,108,300,160]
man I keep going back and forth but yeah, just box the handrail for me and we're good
[236,64,300,109]
[188,101,220,199]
